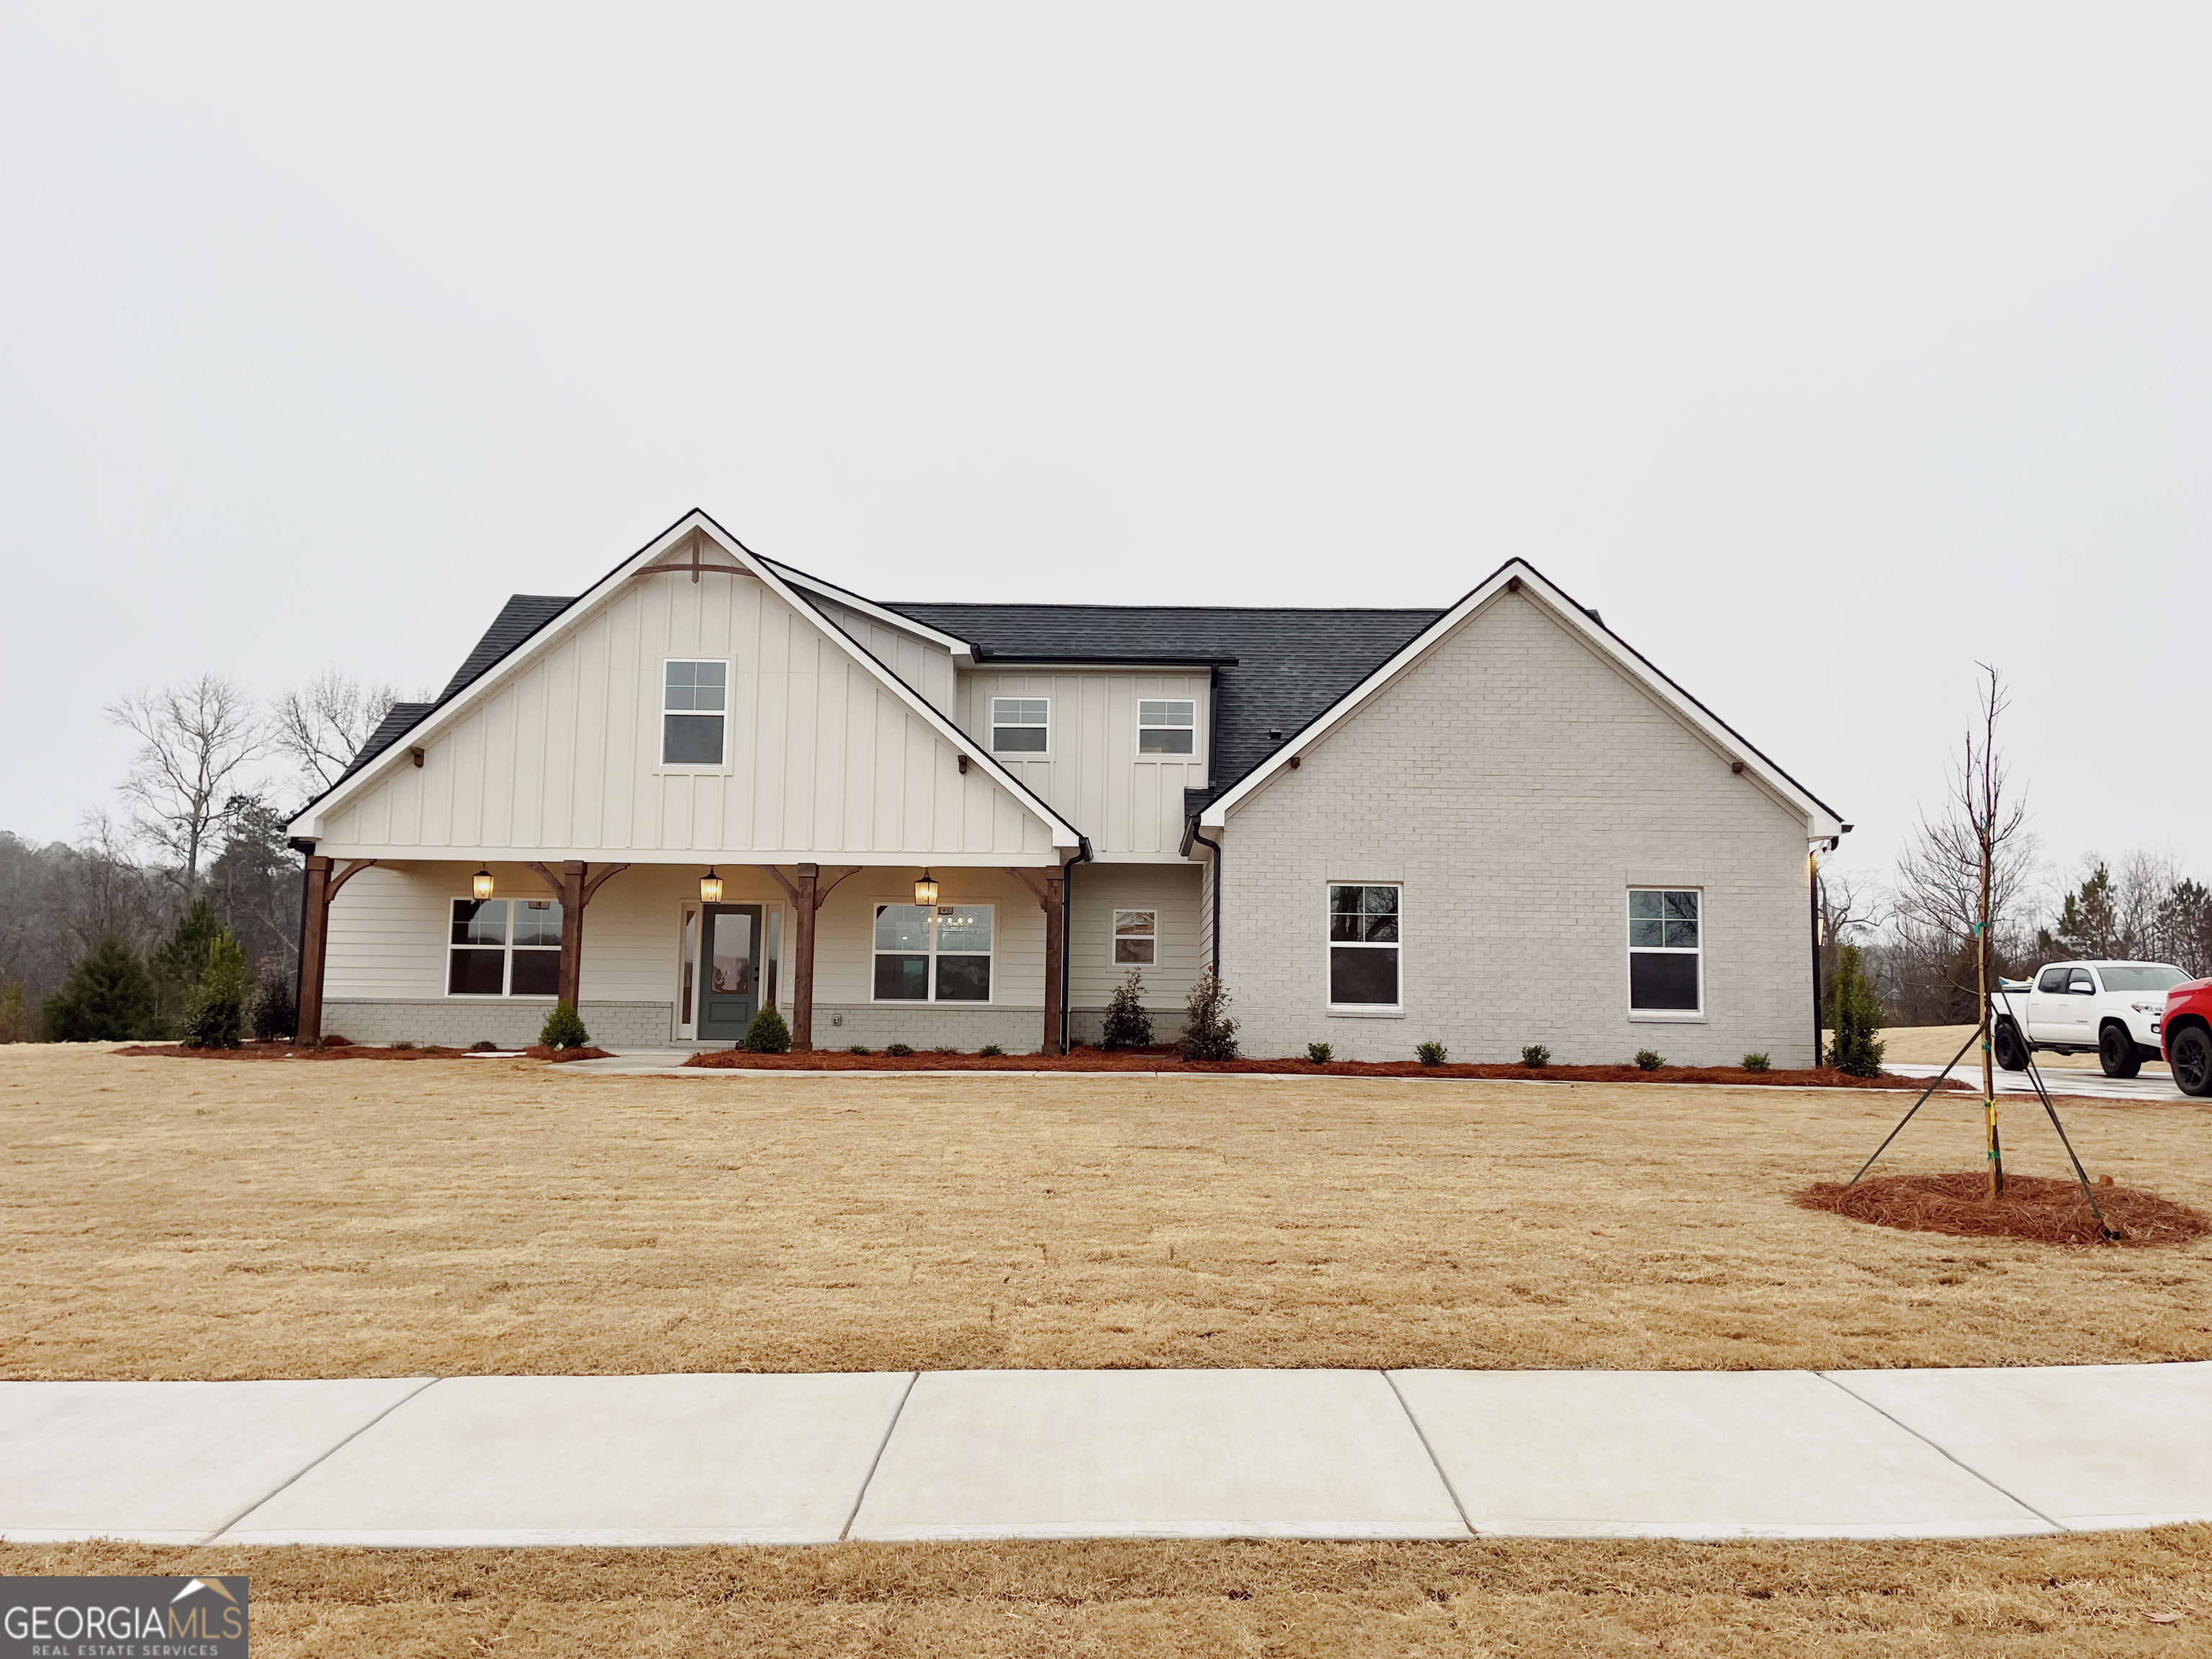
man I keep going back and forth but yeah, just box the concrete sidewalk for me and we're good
[6,1363,2209,1547]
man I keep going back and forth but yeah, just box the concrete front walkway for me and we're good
[6,1363,2210,1547]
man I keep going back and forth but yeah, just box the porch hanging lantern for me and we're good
[472,867,495,901]
[913,870,939,907]
[700,867,724,904]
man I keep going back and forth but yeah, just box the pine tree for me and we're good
[179,930,251,1048]
[150,900,224,1028]
[1825,943,1887,1077]
[41,938,160,1041]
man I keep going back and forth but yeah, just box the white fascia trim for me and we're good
[290,512,1080,850]
[1197,559,1845,841]
[760,559,977,665]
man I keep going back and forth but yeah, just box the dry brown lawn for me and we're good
[6,1043,2211,1380]
[6,1532,2209,1656]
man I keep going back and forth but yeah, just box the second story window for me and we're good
[1138,699,1196,755]
[663,660,728,765]
[992,698,1049,754]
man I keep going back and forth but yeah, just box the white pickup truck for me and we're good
[1990,960,2191,1077]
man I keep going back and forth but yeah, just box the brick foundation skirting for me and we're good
[321,1000,1057,1053]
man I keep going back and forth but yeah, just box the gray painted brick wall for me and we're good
[325,998,1051,1053]
[1216,589,1820,1066]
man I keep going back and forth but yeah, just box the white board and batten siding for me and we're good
[308,571,1051,863]
[956,671,1210,858]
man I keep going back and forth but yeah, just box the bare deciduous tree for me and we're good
[107,675,265,899]
[271,670,409,793]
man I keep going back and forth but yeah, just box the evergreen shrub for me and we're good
[1825,944,1887,1077]
[884,1042,914,1057]
[251,971,297,1041]
[1177,969,1240,1061]
[742,1004,793,1053]
[1741,1052,1771,1072]
[1521,1044,1550,1068]
[1306,1042,1332,1064]
[979,1044,1004,1057]
[1100,971,1154,1049]
[1635,1049,1664,1071]
[848,1045,872,1055]
[42,938,160,1041]
[1416,1040,1449,1066]
[539,1002,591,1048]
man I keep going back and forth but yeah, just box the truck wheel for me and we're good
[2099,1022,2143,1079]
[2172,1027,2212,1097]
[1992,1020,2028,1072]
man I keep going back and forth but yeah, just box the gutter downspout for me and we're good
[1192,826,1223,976]
[1061,835,1093,1053]
[1810,850,1822,1068]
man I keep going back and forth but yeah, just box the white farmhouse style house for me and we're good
[286,511,1847,1062]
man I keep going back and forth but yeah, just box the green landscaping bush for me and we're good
[1416,1040,1448,1066]
[1100,971,1154,1050]
[742,1004,793,1053]
[178,930,251,1050]
[251,970,296,1041]
[1306,1042,1333,1064]
[1635,1049,1664,1071]
[539,1002,591,1049]
[1824,943,1887,1077]
[1176,970,1240,1061]
[42,938,160,1042]
[979,1044,1004,1057]
[848,1045,872,1055]
[884,1042,914,1057]
[470,1040,499,1052]
[1521,1044,1550,1068]
[391,1038,416,1051]
[1742,1052,1771,1072]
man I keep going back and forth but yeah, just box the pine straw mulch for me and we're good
[685,1045,1966,1090]
[112,1041,613,1064]
[1795,1172,2212,1249]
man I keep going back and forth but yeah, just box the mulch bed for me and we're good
[1795,1172,2212,1248]
[683,1046,1969,1090]
[112,1042,611,1064]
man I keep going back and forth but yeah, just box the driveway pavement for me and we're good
[1884,1063,2195,1105]
[6,1363,2208,1547]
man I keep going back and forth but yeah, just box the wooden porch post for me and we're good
[297,855,332,1044]
[1043,868,1066,1055]
[559,860,588,1009]
[793,863,819,1051]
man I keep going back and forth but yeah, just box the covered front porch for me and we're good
[296,855,1069,1053]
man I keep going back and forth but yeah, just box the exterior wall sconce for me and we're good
[700,867,724,904]
[914,870,940,906]
[472,868,495,900]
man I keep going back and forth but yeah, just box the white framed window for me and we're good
[1328,884,1401,1007]
[1138,698,1196,755]
[1112,908,1157,965]
[991,697,1049,754]
[1628,888,1702,1016]
[662,659,729,766]
[873,902,995,1002]
[447,896,562,997]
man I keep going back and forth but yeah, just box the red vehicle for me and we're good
[2164,979,2212,1097]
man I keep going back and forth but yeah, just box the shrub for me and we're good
[1741,1052,1771,1073]
[742,1004,793,1053]
[1177,969,1240,1061]
[1521,1044,1550,1068]
[539,1002,591,1049]
[979,1043,1004,1058]
[1100,971,1154,1050]
[391,1038,416,1051]
[848,1045,872,1055]
[1825,943,1887,1077]
[470,1040,499,1052]
[251,970,296,1041]
[0,982,24,1044]
[1416,1040,1449,1066]
[1635,1048,1664,1071]
[149,899,222,1028]
[884,1042,915,1057]
[1306,1042,1333,1064]
[930,1044,959,1054]
[42,938,160,1042]
[323,1033,352,1047]
[177,931,251,1050]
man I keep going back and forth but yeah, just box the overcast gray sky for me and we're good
[4,5,2206,899]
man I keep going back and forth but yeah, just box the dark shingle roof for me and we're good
[338,702,437,783]
[883,603,1444,806]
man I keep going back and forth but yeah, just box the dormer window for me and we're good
[663,660,728,765]
[992,698,1049,754]
[1138,699,1196,755]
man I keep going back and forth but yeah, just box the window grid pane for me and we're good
[1628,889,1701,1012]
[873,903,995,1004]
[1328,884,1401,1005]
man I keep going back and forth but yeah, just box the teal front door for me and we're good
[698,904,763,1041]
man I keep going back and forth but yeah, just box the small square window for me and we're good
[1138,699,1196,755]
[1112,909,1157,965]
[992,698,1049,754]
